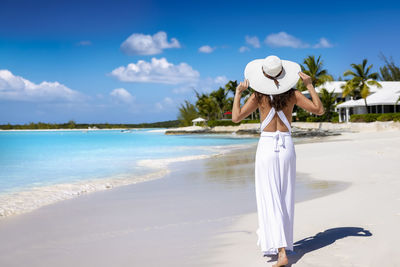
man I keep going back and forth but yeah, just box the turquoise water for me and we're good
[0,129,258,194]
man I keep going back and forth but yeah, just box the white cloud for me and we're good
[77,40,92,46]
[120,31,180,55]
[0,69,84,102]
[314,37,333,48]
[245,35,260,48]
[110,88,135,103]
[239,46,250,53]
[172,75,228,94]
[110,57,200,84]
[155,102,163,110]
[163,96,173,105]
[155,96,175,110]
[198,45,215,53]
[265,32,310,48]
[172,85,195,94]
[214,75,228,84]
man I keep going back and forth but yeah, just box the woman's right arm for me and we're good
[294,72,325,115]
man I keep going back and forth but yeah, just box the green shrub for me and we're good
[350,112,400,122]
[241,119,260,124]
[306,116,320,122]
[207,120,240,127]
[377,114,392,121]
[331,114,339,123]
[296,108,311,122]
[207,119,260,127]
[393,113,400,122]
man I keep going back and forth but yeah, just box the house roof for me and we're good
[337,82,400,108]
[299,81,400,107]
[302,81,400,96]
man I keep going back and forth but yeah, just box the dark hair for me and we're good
[254,88,296,111]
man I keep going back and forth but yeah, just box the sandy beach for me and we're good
[0,129,399,266]
[205,130,400,266]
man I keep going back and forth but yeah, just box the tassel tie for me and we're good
[262,67,283,87]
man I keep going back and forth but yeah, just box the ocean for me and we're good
[0,129,258,216]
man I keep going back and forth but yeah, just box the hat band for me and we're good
[262,67,283,87]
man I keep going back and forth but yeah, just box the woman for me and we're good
[232,55,324,267]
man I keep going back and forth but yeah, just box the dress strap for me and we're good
[276,110,292,133]
[260,107,276,132]
[260,107,292,133]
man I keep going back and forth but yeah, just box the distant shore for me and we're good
[2,121,399,134]
[164,121,400,137]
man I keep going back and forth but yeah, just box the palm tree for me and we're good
[224,80,238,96]
[297,55,334,91]
[341,59,382,113]
[320,88,337,121]
[223,81,237,118]
[194,90,219,120]
[177,100,199,126]
[224,80,255,119]
[379,53,400,81]
[210,87,229,119]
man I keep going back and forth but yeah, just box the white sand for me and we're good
[205,130,400,266]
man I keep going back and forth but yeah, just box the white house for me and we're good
[302,81,400,122]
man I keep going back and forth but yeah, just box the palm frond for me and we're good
[366,80,382,88]
[343,70,356,77]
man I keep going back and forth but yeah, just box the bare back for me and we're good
[258,95,296,133]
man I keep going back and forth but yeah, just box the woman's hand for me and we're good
[236,79,249,94]
[298,72,313,87]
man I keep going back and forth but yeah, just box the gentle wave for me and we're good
[0,142,256,218]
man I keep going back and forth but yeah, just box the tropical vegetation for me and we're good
[350,113,400,122]
[296,55,336,121]
[297,55,334,91]
[175,54,400,126]
[341,59,382,113]
[379,54,400,81]
[177,100,198,127]
[0,120,180,130]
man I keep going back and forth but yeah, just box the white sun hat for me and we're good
[244,55,301,95]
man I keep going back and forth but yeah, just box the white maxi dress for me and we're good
[255,105,296,256]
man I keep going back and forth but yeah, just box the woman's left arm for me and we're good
[232,79,259,123]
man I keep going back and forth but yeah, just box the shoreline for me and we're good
[0,132,335,219]
[0,142,258,218]
[0,126,332,219]
[0,126,385,218]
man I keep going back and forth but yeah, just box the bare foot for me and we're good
[272,253,289,267]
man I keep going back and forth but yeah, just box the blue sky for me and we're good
[1,0,399,124]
